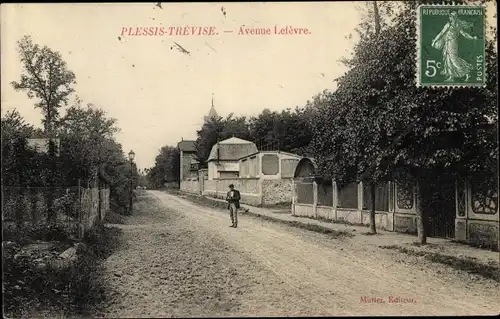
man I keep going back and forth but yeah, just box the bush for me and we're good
[3,221,75,246]
[2,224,123,317]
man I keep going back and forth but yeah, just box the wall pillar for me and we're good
[358,181,364,210]
[313,180,318,218]
[332,179,338,221]
[357,182,363,223]
[291,179,296,216]
[198,170,204,195]
[388,181,394,212]
[455,177,468,241]
[386,181,394,231]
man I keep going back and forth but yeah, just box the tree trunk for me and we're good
[369,182,377,234]
[416,177,427,245]
[373,1,381,36]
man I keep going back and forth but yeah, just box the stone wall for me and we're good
[202,178,262,206]
[180,180,200,194]
[261,178,293,205]
[292,180,401,232]
[163,182,180,189]
[2,186,110,237]
[361,211,389,230]
[468,220,499,250]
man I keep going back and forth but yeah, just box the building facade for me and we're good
[206,137,258,180]
[177,140,199,181]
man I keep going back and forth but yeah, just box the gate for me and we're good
[420,171,456,239]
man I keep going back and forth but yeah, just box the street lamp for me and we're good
[128,150,135,214]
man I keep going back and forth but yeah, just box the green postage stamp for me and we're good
[417,4,486,87]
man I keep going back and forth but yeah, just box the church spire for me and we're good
[205,93,219,121]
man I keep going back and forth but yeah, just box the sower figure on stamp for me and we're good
[226,184,241,228]
[431,11,477,82]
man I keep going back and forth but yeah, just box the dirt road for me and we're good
[96,191,499,317]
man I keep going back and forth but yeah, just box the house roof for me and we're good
[177,140,196,152]
[207,137,258,161]
[218,137,253,144]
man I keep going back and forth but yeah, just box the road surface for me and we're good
[96,191,499,317]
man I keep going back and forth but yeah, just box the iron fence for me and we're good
[295,180,314,205]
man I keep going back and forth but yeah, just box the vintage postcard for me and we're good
[1,2,498,318]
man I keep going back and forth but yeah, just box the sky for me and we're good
[2,2,495,169]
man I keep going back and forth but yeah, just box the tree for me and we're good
[148,146,180,188]
[310,0,498,243]
[58,102,119,186]
[1,110,38,186]
[195,114,252,166]
[221,114,252,141]
[195,116,225,166]
[11,35,76,134]
[248,107,313,155]
[10,35,77,223]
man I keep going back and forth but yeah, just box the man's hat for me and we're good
[228,184,234,188]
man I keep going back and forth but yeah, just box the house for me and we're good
[177,139,199,181]
[202,146,302,205]
[207,137,258,180]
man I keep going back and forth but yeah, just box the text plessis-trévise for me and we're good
[120,26,310,36]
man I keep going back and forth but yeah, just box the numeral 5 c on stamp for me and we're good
[416,4,486,87]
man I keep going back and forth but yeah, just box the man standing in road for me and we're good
[226,184,241,228]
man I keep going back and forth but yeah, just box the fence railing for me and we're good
[1,185,110,239]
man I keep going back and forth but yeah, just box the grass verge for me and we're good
[250,213,354,239]
[379,244,500,282]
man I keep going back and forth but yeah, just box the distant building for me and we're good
[207,137,258,180]
[177,139,199,181]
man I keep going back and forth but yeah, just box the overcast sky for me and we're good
[2,2,495,169]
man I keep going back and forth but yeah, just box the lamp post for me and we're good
[128,150,135,214]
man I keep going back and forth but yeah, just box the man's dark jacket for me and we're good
[226,190,241,209]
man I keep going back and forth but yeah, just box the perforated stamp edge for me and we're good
[415,2,487,88]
